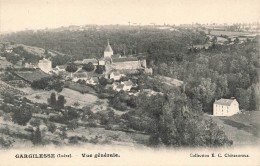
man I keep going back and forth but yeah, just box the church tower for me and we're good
[104,40,113,58]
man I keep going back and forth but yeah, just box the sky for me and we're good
[0,0,260,32]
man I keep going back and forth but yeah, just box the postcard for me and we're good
[0,0,259,165]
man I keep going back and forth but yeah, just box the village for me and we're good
[0,24,259,149]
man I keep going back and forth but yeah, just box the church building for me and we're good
[104,41,113,59]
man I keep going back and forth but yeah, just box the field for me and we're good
[209,31,258,37]
[154,75,183,87]
[0,57,12,69]
[14,69,50,83]
[21,87,99,108]
[65,82,96,94]
[15,44,62,57]
[211,111,260,146]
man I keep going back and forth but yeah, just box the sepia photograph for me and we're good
[0,0,259,165]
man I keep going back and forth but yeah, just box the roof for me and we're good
[106,84,114,89]
[111,71,121,76]
[214,98,236,106]
[87,71,102,78]
[91,77,99,82]
[119,69,139,75]
[82,59,98,64]
[113,82,120,86]
[112,57,138,63]
[56,65,66,69]
[104,42,113,52]
[123,80,133,86]
[39,58,51,63]
[117,84,124,89]
[73,73,88,78]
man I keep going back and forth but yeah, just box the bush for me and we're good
[86,122,97,128]
[68,136,79,144]
[73,102,80,107]
[12,104,32,126]
[30,118,41,127]
[40,103,48,109]
[0,137,13,148]
[67,120,78,130]
[89,136,99,144]
[24,126,34,133]
[59,130,68,140]
[82,62,94,71]
[35,95,41,99]
[3,114,12,121]
[47,123,57,133]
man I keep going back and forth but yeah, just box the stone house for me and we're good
[213,98,240,116]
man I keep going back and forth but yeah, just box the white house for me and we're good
[5,46,13,53]
[115,84,124,92]
[72,73,88,82]
[86,77,99,85]
[38,58,52,73]
[56,65,66,72]
[213,98,240,116]
[121,80,133,91]
[24,62,38,69]
[110,71,122,81]
[98,60,106,66]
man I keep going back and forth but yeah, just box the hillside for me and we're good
[210,111,260,146]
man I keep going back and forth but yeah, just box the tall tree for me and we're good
[32,127,42,145]
[48,92,57,107]
[57,95,66,109]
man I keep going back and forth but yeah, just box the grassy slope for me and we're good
[211,111,260,146]
[20,87,98,108]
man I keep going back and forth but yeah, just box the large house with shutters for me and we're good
[213,98,240,116]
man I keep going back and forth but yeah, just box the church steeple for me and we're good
[104,39,113,58]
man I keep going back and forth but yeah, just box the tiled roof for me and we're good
[112,57,138,63]
[214,98,235,106]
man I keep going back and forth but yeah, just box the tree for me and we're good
[47,123,57,133]
[57,95,66,109]
[99,77,107,86]
[48,92,57,108]
[66,63,78,73]
[95,65,105,74]
[31,77,50,90]
[212,36,217,45]
[82,62,95,71]
[44,49,48,55]
[234,37,240,44]
[30,119,41,127]
[5,53,21,65]
[32,127,42,145]
[48,80,64,92]
[12,104,32,126]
